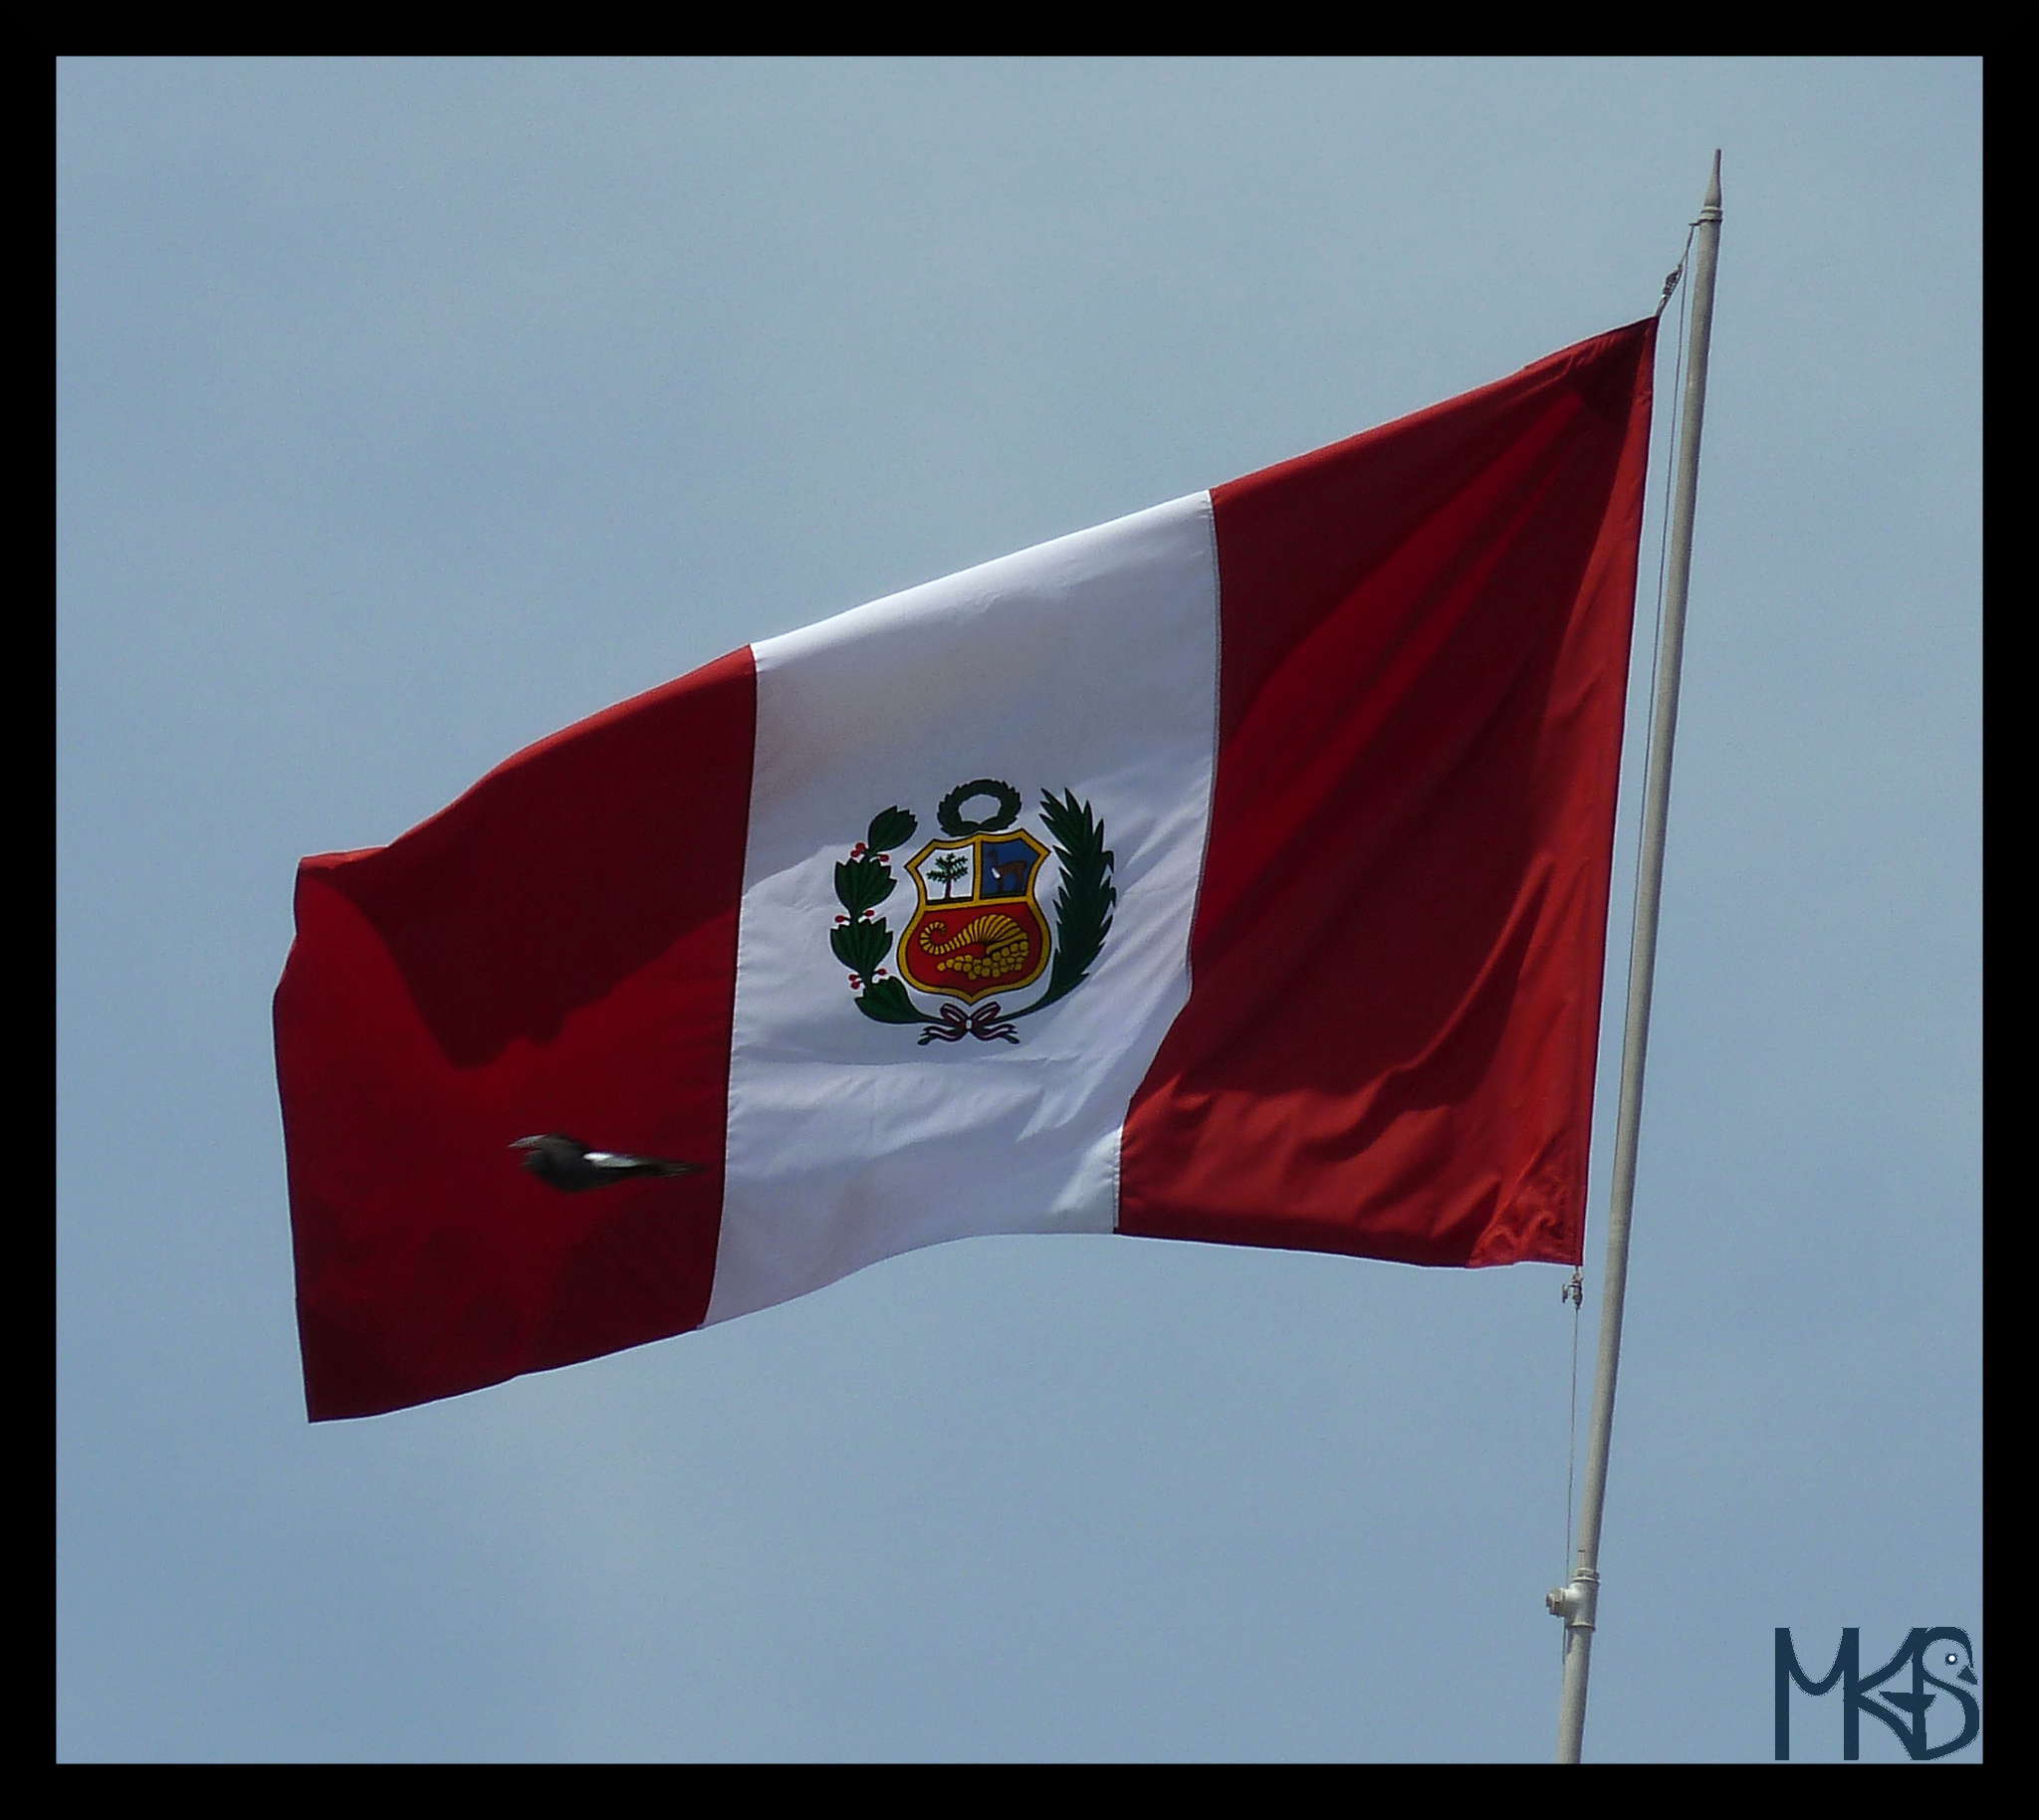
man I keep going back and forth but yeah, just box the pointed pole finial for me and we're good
[1655,153,1723,315]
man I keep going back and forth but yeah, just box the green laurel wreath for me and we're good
[830,790,1115,1041]
[830,806,928,1025]
[1007,790,1115,1022]
[936,778,1021,836]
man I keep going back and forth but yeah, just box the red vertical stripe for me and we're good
[1119,321,1657,1267]
[276,647,757,1420]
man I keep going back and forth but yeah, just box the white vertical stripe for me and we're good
[712,493,1219,1324]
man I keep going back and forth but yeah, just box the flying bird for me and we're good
[510,1134,704,1193]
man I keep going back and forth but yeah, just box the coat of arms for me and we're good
[827,778,1115,1044]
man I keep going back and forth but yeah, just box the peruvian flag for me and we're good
[276,319,1656,1421]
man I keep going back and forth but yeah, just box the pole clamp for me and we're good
[1545,1569,1599,1632]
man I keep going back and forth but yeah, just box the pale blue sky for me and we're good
[58,56,1980,1762]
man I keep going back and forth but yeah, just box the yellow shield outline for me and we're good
[899,829,1052,1004]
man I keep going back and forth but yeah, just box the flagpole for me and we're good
[1547,151,1722,1765]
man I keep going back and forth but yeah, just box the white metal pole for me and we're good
[1548,150,1723,1765]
